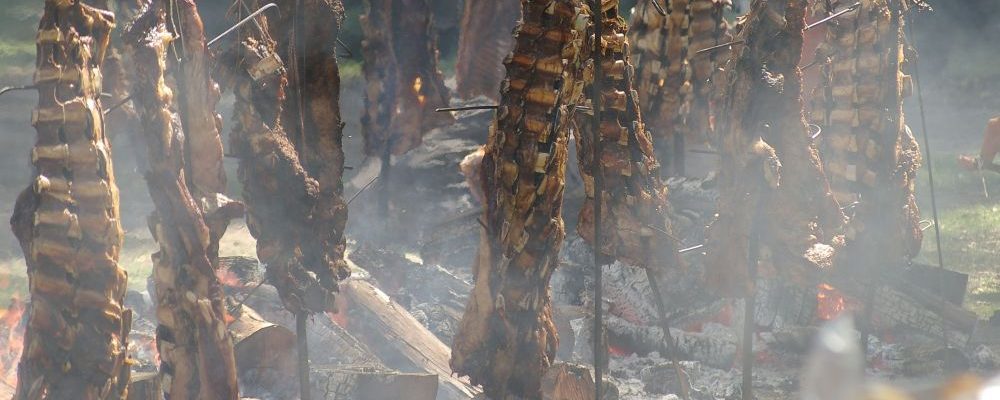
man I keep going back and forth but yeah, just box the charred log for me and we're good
[575,3,682,270]
[12,2,131,399]
[450,1,588,397]
[808,0,923,272]
[124,4,239,398]
[704,0,846,298]
[361,0,453,156]
[454,0,521,100]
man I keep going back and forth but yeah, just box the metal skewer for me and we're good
[104,3,280,116]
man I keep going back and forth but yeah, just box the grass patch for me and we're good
[913,150,1000,317]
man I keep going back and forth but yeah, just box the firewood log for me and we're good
[12,2,131,398]
[124,4,239,398]
[704,0,846,298]
[454,0,521,100]
[450,1,588,397]
[575,2,683,270]
[541,363,596,400]
[228,305,297,397]
[342,280,479,400]
[807,0,923,271]
[360,0,453,156]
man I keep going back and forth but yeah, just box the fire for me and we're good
[217,267,244,289]
[0,297,26,388]
[412,76,426,105]
[607,344,631,357]
[327,293,350,328]
[816,283,847,321]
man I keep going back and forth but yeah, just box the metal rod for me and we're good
[0,85,36,97]
[907,12,944,273]
[346,175,379,206]
[646,224,684,243]
[207,3,278,47]
[741,287,756,400]
[742,222,760,400]
[650,0,668,16]
[678,244,705,254]
[435,104,498,112]
[696,1,861,57]
[804,2,861,30]
[693,39,745,56]
[228,278,268,315]
[336,38,354,58]
[104,3,279,116]
[296,312,311,400]
[591,1,605,398]
[645,264,692,400]
[379,145,392,226]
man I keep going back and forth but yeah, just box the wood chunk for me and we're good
[342,279,480,399]
[311,366,438,400]
[126,372,161,400]
[541,363,596,400]
[229,305,297,394]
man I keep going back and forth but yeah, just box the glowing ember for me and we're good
[608,344,631,357]
[327,294,350,328]
[816,283,847,321]
[217,267,244,289]
[0,297,26,388]
[412,76,426,105]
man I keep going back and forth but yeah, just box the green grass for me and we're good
[913,151,1000,317]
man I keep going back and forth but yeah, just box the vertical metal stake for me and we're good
[297,312,311,400]
[590,1,605,398]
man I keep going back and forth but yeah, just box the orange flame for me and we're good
[412,76,426,105]
[0,297,26,388]
[816,283,846,321]
[217,268,244,289]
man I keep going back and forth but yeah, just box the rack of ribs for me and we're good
[575,1,682,270]
[124,3,238,397]
[704,0,846,298]
[214,0,348,315]
[450,0,587,397]
[12,1,131,398]
[808,0,923,271]
[263,0,352,310]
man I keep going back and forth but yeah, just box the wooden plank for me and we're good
[342,279,480,400]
